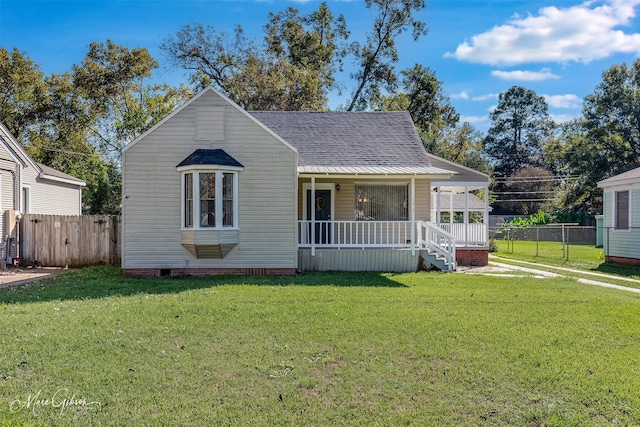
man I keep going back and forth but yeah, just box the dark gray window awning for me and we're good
[177,149,243,168]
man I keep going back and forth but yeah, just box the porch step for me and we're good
[419,249,456,272]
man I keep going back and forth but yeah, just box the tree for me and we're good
[437,123,491,174]
[1,42,189,213]
[346,0,427,111]
[265,3,348,93]
[580,60,640,183]
[73,40,192,158]
[372,64,458,138]
[161,24,254,92]
[483,86,554,177]
[0,48,49,142]
[162,3,347,111]
[494,166,558,215]
[545,59,640,212]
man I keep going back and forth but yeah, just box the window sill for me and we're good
[181,228,239,258]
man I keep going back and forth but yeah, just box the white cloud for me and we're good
[451,91,470,100]
[459,115,489,125]
[550,113,580,124]
[543,94,582,108]
[445,0,640,65]
[472,93,499,102]
[491,68,560,81]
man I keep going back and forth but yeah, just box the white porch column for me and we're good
[484,184,489,246]
[449,191,453,225]
[435,186,441,223]
[410,176,416,256]
[463,185,469,247]
[311,177,316,256]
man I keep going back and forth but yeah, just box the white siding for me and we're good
[122,89,298,270]
[22,165,82,215]
[0,144,18,239]
[603,187,640,260]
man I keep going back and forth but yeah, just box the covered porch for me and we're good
[296,158,491,272]
[296,166,458,272]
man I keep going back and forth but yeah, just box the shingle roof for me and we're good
[177,149,244,168]
[598,166,640,187]
[250,111,433,168]
[38,163,86,185]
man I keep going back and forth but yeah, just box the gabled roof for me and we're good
[598,166,640,188]
[177,149,243,168]
[251,111,450,176]
[0,121,85,187]
[124,86,297,155]
[38,163,86,186]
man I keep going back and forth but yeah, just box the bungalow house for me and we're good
[121,87,489,277]
[597,166,640,265]
[0,121,86,260]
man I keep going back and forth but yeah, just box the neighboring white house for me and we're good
[121,86,490,277]
[0,121,86,260]
[598,166,640,265]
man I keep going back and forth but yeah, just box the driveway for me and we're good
[461,255,640,294]
[0,267,70,289]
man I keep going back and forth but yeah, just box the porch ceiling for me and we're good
[298,165,454,178]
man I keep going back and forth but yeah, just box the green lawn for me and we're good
[493,240,640,280]
[1,267,640,425]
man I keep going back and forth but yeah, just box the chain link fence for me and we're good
[490,225,597,261]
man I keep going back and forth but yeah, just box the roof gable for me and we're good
[250,111,431,168]
[124,86,297,155]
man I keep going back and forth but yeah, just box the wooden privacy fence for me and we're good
[19,214,121,268]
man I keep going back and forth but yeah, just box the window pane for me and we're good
[222,173,234,227]
[200,173,215,227]
[184,173,193,228]
[616,190,629,230]
[354,184,408,221]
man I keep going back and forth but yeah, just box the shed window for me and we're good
[354,183,408,221]
[615,190,629,230]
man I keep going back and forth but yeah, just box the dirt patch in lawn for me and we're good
[0,267,71,289]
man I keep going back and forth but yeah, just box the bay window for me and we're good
[177,148,243,258]
[182,170,238,229]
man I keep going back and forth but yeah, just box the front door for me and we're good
[306,189,332,244]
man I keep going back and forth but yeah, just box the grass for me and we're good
[493,240,640,282]
[0,267,639,425]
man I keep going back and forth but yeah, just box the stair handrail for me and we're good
[416,221,456,271]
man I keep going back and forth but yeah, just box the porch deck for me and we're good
[297,220,487,272]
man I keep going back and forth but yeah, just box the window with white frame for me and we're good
[615,190,629,230]
[182,170,237,229]
[354,183,408,221]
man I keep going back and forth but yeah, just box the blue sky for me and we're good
[2,0,640,132]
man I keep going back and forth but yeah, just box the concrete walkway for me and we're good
[460,255,640,295]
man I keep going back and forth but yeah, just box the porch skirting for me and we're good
[298,249,420,272]
[124,267,297,278]
[456,248,489,266]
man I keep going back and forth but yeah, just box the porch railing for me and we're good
[436,222,487,247]
[298,220,413,249]
[416,221,456,272]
